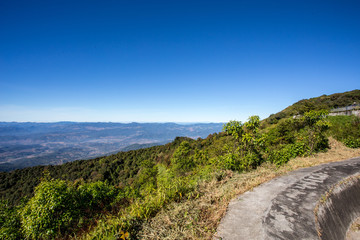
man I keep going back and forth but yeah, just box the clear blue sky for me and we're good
[1,0,359,122]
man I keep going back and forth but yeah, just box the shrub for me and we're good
[301,110,330,153]
[78,181,117,210]
[171,141,195,176]
[20,179,80,239]
[0,200,23,240]
[343,138,360,148]
[223,120,244,141]
[268,142,307,166]
[20,177,119,239]
[328,115,360,148]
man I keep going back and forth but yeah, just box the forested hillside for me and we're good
[0,122,223,172]
[0,137,187,206]
[266,89,360,124]
[1,90,360,240]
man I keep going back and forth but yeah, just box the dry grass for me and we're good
[350,218,360,232]
[138,138,360,239]
[285,137,360,170]
[346,217,360,240]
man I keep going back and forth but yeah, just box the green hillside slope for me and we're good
[266,89,360,124]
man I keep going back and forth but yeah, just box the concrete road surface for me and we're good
[215,157,360,240]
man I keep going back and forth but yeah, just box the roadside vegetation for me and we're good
[1,91,360,239]
[265,89,360,124]
[328,115,360,148]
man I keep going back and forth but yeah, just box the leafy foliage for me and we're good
[221,116,263,171]
[0,200,23,240]
[171,141,196,176]
[264,110,330,165]
[20,176,118,239]
[328,115,360,148]
[223,120,244,141]
[21,178,79,239]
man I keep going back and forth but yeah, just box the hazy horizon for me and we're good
[0,120,225,124]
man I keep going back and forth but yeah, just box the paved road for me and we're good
[215,157,360,240]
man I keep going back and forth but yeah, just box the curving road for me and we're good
[215,157,360,240]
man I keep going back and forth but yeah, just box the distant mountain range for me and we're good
[0,122,223,171]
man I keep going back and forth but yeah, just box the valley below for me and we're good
[0,122,223,172]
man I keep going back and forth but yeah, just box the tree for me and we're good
[301,110,330,153]
[171,141,194,176]
[222,116,263,170]
[223,120,243,141]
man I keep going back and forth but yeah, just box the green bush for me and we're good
[133,160,158,196]
[219,152,239,171]
[218,151,260,172]
[20,177,118,239]
[268,142,307,165]
[223,120,244,141]
[221,116,264,170]
[343,138,360,148]
[0,200,23,240]
[171,141,195,176]
[328,115,360,148]
[264,111,330,165]
[78,181,117,210]
[21,179,80,239]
